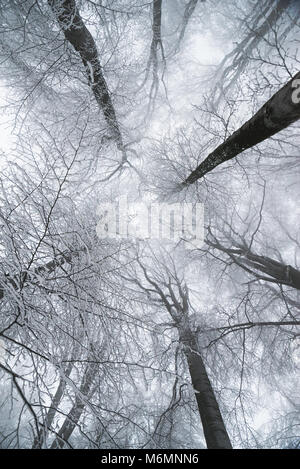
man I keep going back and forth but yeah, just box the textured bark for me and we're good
[242,254,300,290]
[137,262,232,449]
[207,237,300,290]
[153,0,162,43]
[50,361,97,449]
[179,326,232,449]
[48,0,124,150]
[32,362,73,448]
[147,0,163,74]
[182,70,300,186]
[287,265,300,289]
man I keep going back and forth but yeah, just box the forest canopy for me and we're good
[0,0,299,450]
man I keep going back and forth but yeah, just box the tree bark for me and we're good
[50,361,97,449]
[137,262,233,448]
[179,325,233,449]
[206,236,300,290]
[48,0,124,150]
[148,0,163,75]
[32,362,73,448]
[153,0,162,42]
[242,254,300,290]
[182,70,300,186]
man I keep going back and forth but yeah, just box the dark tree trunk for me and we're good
[287,265,300,289]
[182,70,300,186]
[32,362,73,448]
[148,0,163,73]
[48,0,124,150]
[242,254,300,290]
[137,261,233,448]
[153,0,162,41]
[206,236,300,290]
[179,326,233,449]
[50,361,97,449]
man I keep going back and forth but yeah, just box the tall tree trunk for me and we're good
[206,235,300,290]
[231,251,300,289]
[50,361,97,449]
[153,0,162,42]
[48,0,124,151]
[147,0,164,78]
[178,325,233,449]
[182,70,300,186]
[137,260,233,448]
[32,362,73,448]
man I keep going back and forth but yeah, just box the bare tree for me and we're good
[50,360,98,448]
[124,252,232,449]
[181,71,300,186]
[212,0,294,105]
[32,361,74,449]
[206,227,300,290]
[1,0,299,451]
